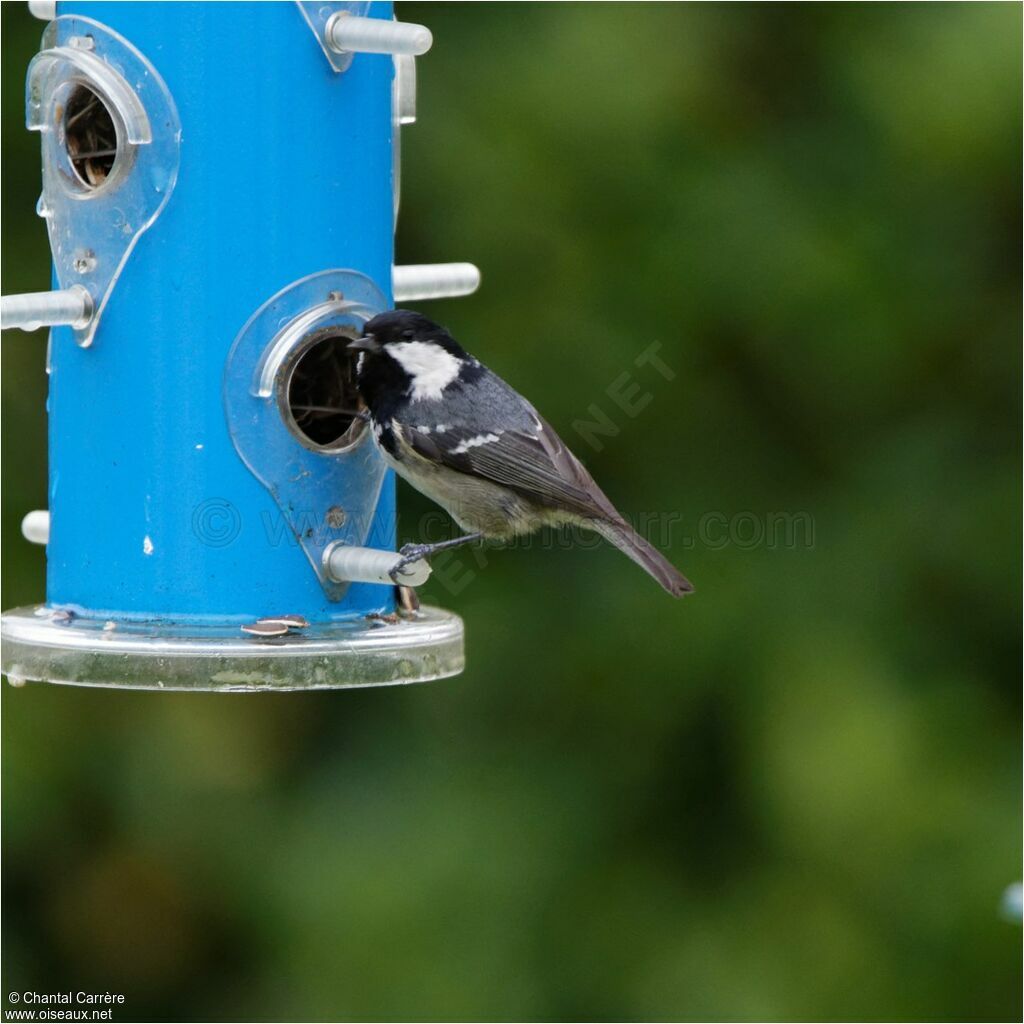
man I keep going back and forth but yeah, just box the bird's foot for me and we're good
[387,533,485,584]
[389,543,434,584]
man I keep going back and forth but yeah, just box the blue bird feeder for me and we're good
[1,1,476,691]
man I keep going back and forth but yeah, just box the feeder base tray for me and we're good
[0,605,464,692]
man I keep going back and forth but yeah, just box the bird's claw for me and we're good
[388,543,432,584]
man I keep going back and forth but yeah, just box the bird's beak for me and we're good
[347,333,381,353]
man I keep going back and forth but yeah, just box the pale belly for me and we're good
[377,429,559,540]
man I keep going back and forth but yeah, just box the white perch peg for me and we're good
[326,13,432,57]
[324,543,432,588]
[28,1,56,20]
[1,287,92,332]
[22,510,50,546]
[393,263,481,303]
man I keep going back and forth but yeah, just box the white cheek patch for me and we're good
[386,341,461,402]
[451,431,503,455]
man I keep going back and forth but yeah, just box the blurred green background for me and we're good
[2,3,1021,1021]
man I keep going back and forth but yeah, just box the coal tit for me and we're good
[349,310,693,597]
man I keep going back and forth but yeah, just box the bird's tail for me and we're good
[594,517,694,598]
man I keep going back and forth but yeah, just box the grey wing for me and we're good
[404,376,621,522]
[398,368,692,597]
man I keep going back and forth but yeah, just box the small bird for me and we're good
[349,310,693,597]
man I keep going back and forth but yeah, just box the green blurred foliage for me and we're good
[2,3,1020,1021]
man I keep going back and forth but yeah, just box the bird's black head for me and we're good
[349,309,475,416]
[352,309,467,358]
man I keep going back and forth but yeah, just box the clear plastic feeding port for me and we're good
[279,325,366,452]
[224,269,392,602]
[60,80,125,191]
[27,15,181,346]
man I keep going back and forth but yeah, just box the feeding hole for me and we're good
[280,327,365,451]
[62,83,121,191]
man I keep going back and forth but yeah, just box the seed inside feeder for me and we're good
[63,84,119,191]
[283,328,365,450]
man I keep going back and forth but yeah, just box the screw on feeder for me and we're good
[73,250,98,275]
[325,12,433,58]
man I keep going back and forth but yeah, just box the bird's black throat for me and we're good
[353,348,410,426]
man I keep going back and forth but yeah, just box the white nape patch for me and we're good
[416,425,432,434]
[143,535,154,556]
[451,431,503,455]
[435,424,449,433]
[386,341,461,402]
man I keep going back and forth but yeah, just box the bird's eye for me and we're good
[401,329,415,341]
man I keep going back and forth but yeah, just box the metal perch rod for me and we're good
[0,265,479,332]
[393,263,480,302]
[22,511,431,589]
[324,543,431,587]
[1,287,92,331]
[326,12,432,57]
